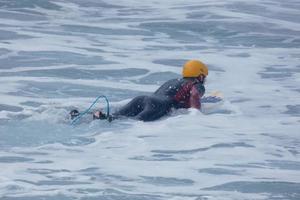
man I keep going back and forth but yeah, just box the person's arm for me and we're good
[189,84,205,109]
[189,85,201,109]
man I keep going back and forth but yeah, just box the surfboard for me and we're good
[201,91,224,114]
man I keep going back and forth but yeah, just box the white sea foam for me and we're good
[0,0,299,199]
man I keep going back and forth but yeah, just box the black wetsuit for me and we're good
[113,78,205,121]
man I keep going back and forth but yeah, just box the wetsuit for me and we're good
[113,78,205,121]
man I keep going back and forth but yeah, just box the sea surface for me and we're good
[0,0,299,199]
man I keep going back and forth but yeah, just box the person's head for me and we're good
[182,60,208,83]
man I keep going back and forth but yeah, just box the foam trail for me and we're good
[0,0,299,199]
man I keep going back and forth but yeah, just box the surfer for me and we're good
[71,60,208,122]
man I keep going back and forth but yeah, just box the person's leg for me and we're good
[113,96,146,117]
[70,109,80,120]
[136,97,171,121]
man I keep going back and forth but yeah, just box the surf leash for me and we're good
[71,95,110,125]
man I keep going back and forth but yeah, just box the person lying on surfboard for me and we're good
[71,59,208,122]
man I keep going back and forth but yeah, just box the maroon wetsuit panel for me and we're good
[174,81,194,108]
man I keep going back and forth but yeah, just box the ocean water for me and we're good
[0,0,300,199]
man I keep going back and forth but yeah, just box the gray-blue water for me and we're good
[0,0,299,199]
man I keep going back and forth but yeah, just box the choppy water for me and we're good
[0,0,300,199]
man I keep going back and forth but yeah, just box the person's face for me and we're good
[197,75,206,83]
